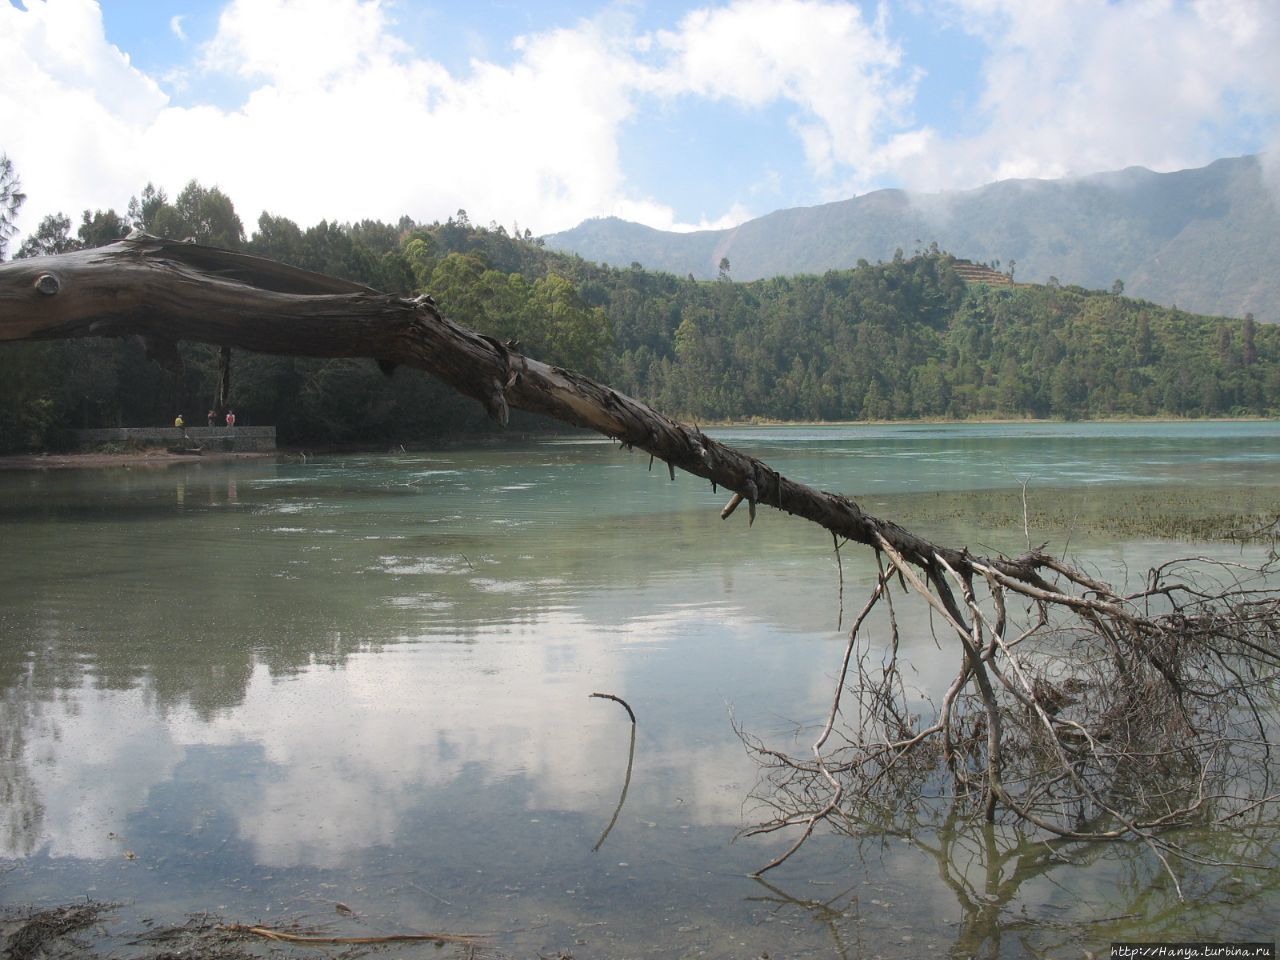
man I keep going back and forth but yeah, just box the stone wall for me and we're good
[71,426,276,453]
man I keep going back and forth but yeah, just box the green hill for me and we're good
[6,195,1278,454]
[544,155,1280,322]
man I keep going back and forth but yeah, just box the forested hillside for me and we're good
[545,155,1280,323]
[2,180,1276,453]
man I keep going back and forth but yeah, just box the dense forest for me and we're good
[1,175,1276,453]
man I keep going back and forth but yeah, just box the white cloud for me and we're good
[649,0,926,185]
[1,0,930,241]
[200,0,407,88]
[3,0,1278,245]
[610,197,755,233]
[903,0,1280,190]
[1,0,651,237]
[0,0,168,238]
[169,14,186,41]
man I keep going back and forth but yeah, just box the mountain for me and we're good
[544,155,1280,322]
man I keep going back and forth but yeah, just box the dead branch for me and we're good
[0,235,1082,587]
[743,549,1280,887]
[589,691,637,724]
[589,691,638,852]
[225,923,487,945]
[4,236,1279,882]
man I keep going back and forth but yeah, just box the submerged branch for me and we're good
[589,691,637,724]
[590,690,638,852]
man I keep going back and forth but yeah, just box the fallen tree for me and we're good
[2,235,1277,884]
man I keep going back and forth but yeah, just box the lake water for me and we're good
[2,421,1279,957]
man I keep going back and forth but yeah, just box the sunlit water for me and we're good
[2,422,1279,957]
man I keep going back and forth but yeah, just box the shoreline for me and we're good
[703,414,1275,428]
[0,416,1272,471]
[0,450,274,471]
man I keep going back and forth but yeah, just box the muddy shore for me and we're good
[0,450,275,471]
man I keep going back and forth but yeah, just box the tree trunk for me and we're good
[0,233,1040,585]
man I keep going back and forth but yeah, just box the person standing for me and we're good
[225,410,236,429]
[207,409,216,426]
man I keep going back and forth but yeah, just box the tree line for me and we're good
[1,167,1276,453]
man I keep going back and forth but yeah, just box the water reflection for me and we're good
[748,814,1279,960]
[2,423,1279,957]
[0,614,771,866]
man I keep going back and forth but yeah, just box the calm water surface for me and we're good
[2,422,1279,957]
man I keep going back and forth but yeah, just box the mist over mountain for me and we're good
[544,155,1279,322]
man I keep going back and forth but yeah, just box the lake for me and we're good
[2,421,1278,958]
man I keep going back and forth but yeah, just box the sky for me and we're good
[3,0,1279,244]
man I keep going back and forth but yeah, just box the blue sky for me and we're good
[3,0,1278,244]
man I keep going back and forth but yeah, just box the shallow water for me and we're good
[1,421,1278,957]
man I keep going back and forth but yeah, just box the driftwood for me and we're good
[2,235,1278,883]
[590,692,638,851]
[225,923,487,945]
